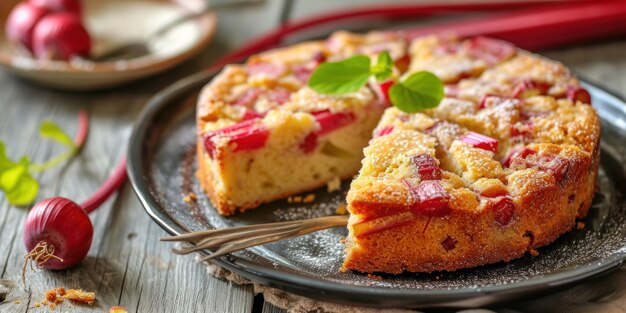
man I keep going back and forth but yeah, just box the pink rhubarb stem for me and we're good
[75,110,89,150]
[209,0,576,68]
[80,158,127,214]
[404,0,626,50]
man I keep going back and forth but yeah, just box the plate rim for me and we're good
[127,69,626,307]
[0,0,217,90]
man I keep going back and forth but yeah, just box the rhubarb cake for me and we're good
[196,31,408,215]
[342,37,600,273]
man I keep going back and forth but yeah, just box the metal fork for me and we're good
[161,215,349,261]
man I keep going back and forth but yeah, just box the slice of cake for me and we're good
[342,40,600,274]
[196,31,408,215]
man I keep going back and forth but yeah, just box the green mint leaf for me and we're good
[389,71,444,113]
[40,121,75,147]
[0,156,38,205]
[308,55,371,95]
[371,51,393,82]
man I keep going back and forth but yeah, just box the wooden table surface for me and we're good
[1,1,626,312]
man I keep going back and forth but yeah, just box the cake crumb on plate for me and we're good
[183,192,197,204]
[367,274,382,280]
[303,194,315,203]
[335,204,347,215]
[327,176,341,192]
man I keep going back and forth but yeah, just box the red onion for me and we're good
[23,197,93,270]
[5,2,49,52]
[22,111,127,281]
[30,0,82,14]
[32,12,91,60]
[23,158,127,275]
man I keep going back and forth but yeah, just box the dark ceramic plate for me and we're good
[127,69,626,308]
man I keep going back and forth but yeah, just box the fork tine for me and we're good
[193,222,304,246]
[167,215,349,259]
[198,215,349,260]
[198,228,305,261]
[171,223,304,255]
[160,219,309,242]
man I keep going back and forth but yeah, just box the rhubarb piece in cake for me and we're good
[408,35,516,84]
[454,52,582,102]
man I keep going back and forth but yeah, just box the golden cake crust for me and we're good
[343,142,598,273]
[342,35,601,274]
[195,30,601,274]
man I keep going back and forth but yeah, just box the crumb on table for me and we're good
[45,289,57,303]
[110,306,129,313]
[63,289,96,305]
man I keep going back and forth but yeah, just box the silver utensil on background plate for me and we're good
[93,0,263,62]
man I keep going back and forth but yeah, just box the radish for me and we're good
[22,111,128,280]
[32,12,91,60]
[30,0,82,14]
[5,2,49,52]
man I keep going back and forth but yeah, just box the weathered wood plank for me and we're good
[262,301,286,313]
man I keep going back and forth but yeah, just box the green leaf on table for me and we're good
[4,160,38,206]
[0,157,27,191]
[0,141,15,171]
[371,51,393,82]
[40,121,75,147]
[0,152,39,206]
[308,55,371,95]
[389,71,444,113]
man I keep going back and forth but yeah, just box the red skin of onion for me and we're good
[24,197,93,270]
[5,2,50,52]
[32,12,91,60]
[30,0,82,14]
